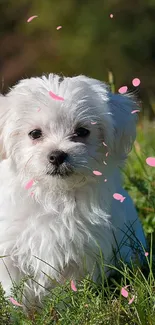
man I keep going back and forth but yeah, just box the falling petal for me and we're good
[118,86,128,94]
[27,15,38,23]
[132,78,141,87]
[9,297,23,307]
[145,252,149,257]
[102,142,107,147]
[110,14,114,18]
[56,25,62,30]
[49,91,64,101]
[106,152,109,157]
[128,296,135,305]
[71,280,77,292]
[25,179,34,190]
[103,161,107,165]
[91,121,97,125]
[121,287,128,298]
[113,193,126,202]
[131,110,140,114]
[93,170,102,176]
[104,179,107,182]
[146,157,155,167]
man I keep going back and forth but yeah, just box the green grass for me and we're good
[0,122,155,325]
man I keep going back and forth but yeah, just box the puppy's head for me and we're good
[0,74,137,189]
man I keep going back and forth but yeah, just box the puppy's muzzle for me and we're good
[47,150,73,176]
[48,150,68,166]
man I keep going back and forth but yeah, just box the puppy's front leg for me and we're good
[0,256,20,296]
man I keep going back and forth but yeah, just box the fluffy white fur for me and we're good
[0,74,146,305]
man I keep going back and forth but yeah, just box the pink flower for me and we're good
[93,170,102,176]
[146,157,155,167]
[49,91,64,101]
[131,110,140,114]
[118,86,128,94]
[25,179,34,190]
[128,295,135,305]
[132,78,141,87]
[71,280,77,292]
[9,297,23,307]
[113,193,126,203]
[27,15,38,23]
[121,287,128,298]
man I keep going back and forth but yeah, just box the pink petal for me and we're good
[9,297,23,307]
[128,295,135,305]
[104,179,107,182]
[132,78,141,87]
[131,110,140,114]
[110,14,114,18]
[106,152,109,157]
[102,142,107,147]
[113,193,126,202]
[103,161,107,165]
[91,122,97,125]
[49,91,64,101]
[37,108,41,112]
[146,157,155,167]
[27,15,38,23]
[25,179,34,190]
[56,25,62,30]
[30,192,34,197]
[71,280,77,292]
[93,170,102,176]
[118,86,128,94]
[121,287,128,298]
[145,252,149,257]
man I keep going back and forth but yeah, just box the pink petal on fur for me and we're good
[49,91,64,101]
[102,142,107,147]
[27,15,38,23]
[146,157,155,167]
[118,86,128,94]
[25,179,34,190]
[145,252,149,257]
[121,287,128,298]
[110,14,114,18]
[113,193,126,202]
[9,297,23,307]
[93,170,102,176]
[106,152,109,157]
[131,110,140,114]
[37,108,41,112]
[56,25,62,30]
[91,122,97,125]
[132,78,141,87]
[128,295,135,305]
[71,280,77,292]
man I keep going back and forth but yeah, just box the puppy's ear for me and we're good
[0,95,10,159]
[109,93,138,162]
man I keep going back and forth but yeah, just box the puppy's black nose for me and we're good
[48,150,68,166]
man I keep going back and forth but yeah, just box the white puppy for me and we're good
[0,74,146,304]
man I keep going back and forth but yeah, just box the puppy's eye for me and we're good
[28,129,42,140]
[74,127,90,137]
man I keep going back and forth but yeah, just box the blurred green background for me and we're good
[1,0,155,117]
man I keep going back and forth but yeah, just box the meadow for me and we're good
[0,122,155,325]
